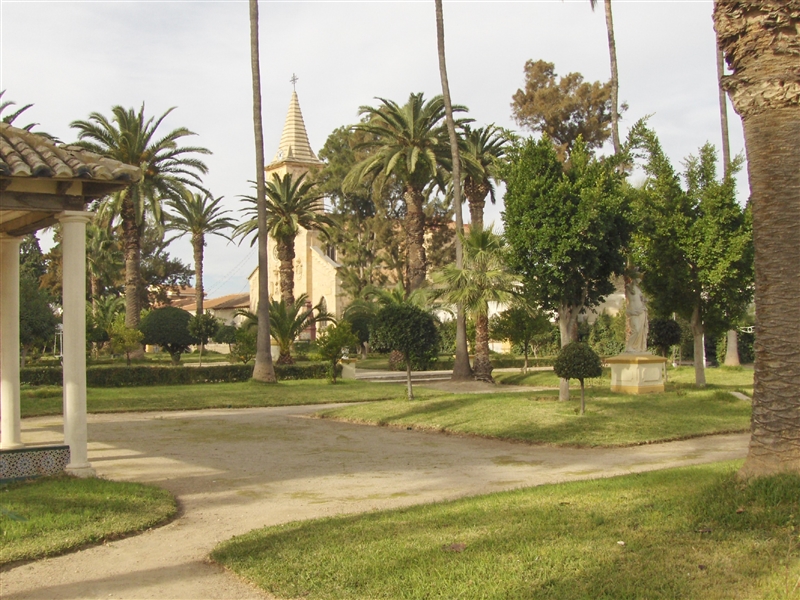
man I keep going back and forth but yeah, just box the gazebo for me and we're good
[0,123,140,477]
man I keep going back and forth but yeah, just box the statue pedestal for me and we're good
[606,353,668,394]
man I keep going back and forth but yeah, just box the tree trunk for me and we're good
[580,379,586,415]
[405,353,414,400]
[473,311,493,383]
[724,329,741,366]
[690,302,706,387]
[90,275,100,317]
[714,0,800,478]
[604,0,621,154]
[404,186,428,293]
[249,0,277,383]
[434,0,472,383]
[523,342,529,374]
[463,178,489,231]
[558,303,580,400]
[277,237,296,306]
[193,233,205,363]
[121,197,144,359]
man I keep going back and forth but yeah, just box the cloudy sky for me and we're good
[0,0,747,298]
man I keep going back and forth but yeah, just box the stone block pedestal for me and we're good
[607,353,668,394]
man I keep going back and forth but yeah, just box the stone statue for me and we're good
[624,273,648,353]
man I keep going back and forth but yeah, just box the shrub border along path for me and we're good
[4,403,748,599]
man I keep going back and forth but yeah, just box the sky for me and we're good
[0,0,748,298]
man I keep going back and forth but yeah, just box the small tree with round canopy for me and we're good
[139,306,197,365]
[553,342,603,415]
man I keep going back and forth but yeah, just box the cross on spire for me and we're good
[290,73,299,90]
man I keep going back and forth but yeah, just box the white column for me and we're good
[58,211,95,477]
[0,234,23,449]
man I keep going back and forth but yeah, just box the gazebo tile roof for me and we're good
[0,123,140,182]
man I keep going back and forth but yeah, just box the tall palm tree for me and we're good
[434,0,472,382]
[235,172,334,306]
[590,0,621,154]
[461,125,509,231]
[85,224,122,316]
[344,93,469,292]
[166,191,235,317]
[71,105,210,330]
[248,0,276,383]
[714,0,800,477]
[0,90,34,130]
[433,229,516,383]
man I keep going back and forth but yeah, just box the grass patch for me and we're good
[0,475,176,566]
[319,387,750,447]
[21,379,438,418]
[212,462,800,600]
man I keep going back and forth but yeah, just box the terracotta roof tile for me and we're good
[0,123,141,182]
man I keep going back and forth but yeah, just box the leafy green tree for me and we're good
[553,342,603,415]
[461,125,510,230]
[109,314,144,366]
[370,303,439,399]
[235,173,334,305]
[19,275,57,367]
[317,321,359,383]
[511,61,614,159]
[213,324,238,353]
[432,229,516,382]
[345,93,468,291]
[491,302,555,372]
[139,306,197,364]
[648,317,682,358]
[85,224,123,315]
[138,223,193,310]
[88,295,124,356]
[71,105,210,330]
[187,311,221,366]
[232,326,257,364]
[587,311,626,357]
[502,136,630,400]
[166,191,235,318]
[629,123,753,387]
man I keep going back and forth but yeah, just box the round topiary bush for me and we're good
[553,342,603,415]
[139,306,197,364]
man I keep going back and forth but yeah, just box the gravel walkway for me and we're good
[3,404,748,599]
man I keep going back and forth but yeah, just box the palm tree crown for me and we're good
[235,172,334,305]
[461,125,509,230]
[345,93,470,292]
[166,191,235,316]
[71,105,210,328]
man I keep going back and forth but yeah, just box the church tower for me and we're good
[265,90,323,180]
[249,87,344,327]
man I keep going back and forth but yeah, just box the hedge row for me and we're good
[21,362,340,388]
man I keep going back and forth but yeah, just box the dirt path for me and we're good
[3,405,748,600]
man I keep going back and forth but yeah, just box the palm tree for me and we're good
[590,0,621,154]
[235,172,334,305]
[344,93,468,292]
[714,0,800,477]
[71,105,210,330]
[461,125,509,231]
[248,0,277,383]
[433,229,516,382]
[85,224,122,316]
[166,191,235,317]
[238,294,333,364]
[0,90,34,130]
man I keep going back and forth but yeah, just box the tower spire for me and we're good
[269,86,321,168]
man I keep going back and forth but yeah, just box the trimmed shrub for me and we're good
[20,362,340,388]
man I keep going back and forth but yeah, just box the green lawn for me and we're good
[212,462,800,600]
[495,365,754,393]
[0,476,176,565]
[319,385,751,447]
[20,379,438,418]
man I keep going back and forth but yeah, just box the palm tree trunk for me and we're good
[690,302,706,387]
[193,233,205,364]
[473,311,493,383]
[277,237,296,306]
[121,198,141,330]
[249,0,277,383]
[405,352,414,400]
[404,186,427,292]
[603,0,621,154]
[434,0,472,382]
